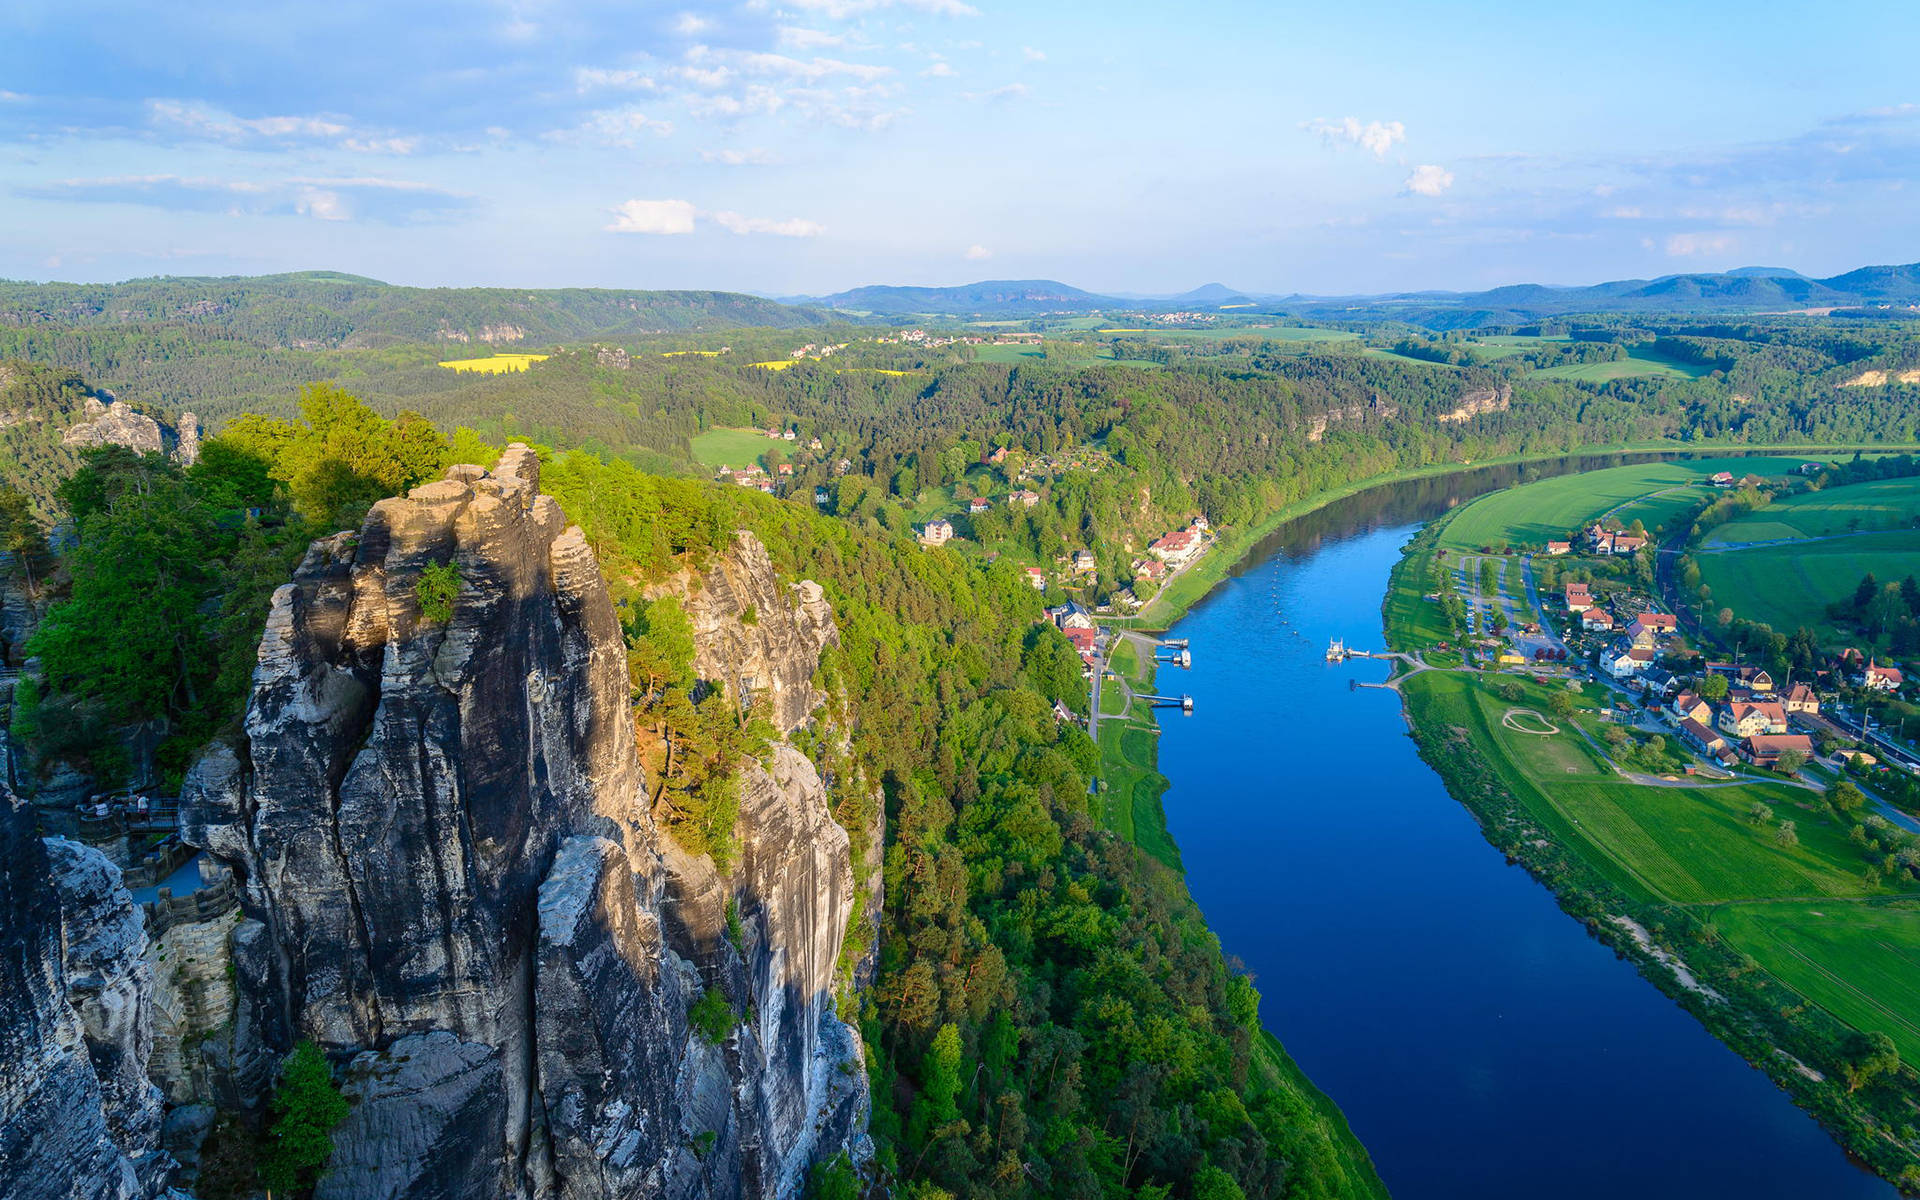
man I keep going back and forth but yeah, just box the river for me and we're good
[1153,457,1899,1199]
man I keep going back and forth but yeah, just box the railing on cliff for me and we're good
[143,873,239,938]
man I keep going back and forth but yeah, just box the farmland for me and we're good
[1531,345,1709,382]
[436,352,550,374]
[690,427,773,469]
[1437,456,1817,550]
[1712,901,1920,1063]
[1706,475,1920,546]
[1695,530,1920,639]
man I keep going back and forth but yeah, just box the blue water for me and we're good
[1155,518,1896,1199]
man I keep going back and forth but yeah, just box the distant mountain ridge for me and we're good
[0,271,828,349]
[787,261,1920,321]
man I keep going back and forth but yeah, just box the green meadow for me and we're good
[1711,901,1920,1063]
[1532,345,1711,382]
[1706,476,1920,546]
[689,426,774,469]
[1695,530,1920,640]
[1438,456,1813,550]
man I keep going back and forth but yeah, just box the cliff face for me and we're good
[60,396,200,464]
[0,788,170,1200]
[180,445,867,1199]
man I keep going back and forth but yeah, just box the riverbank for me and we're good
[1380,514,1920,1192]
[1117,440,1920,633]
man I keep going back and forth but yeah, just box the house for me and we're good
[968,497,991,515]
[809,437,824,451]
[1008,489,1041,508]
[1744,733,1814,768]
[1609,534,1647,556]
[1708,663,1775,694]
[918,519,954,548]
[1718,701,1788,739]
[1063,625,1098,671]
[1583,524,1612,552]
[1134,558,1167,582]
[1679,717,1733,762]
[814,486,831,508]
[1863,659,1906,692]
[1640,667,1679,698]
[1112,587,1140,612]
[1191,516,1211,532]
[1497,650,1527,666]
[1604,644,1655,678]
[1797,462,1824,476]
[1545,540,1572,556]
[1148,530,1203,565]
[1582,608,1614,632]
[777,463,794,476]
[782,428,796,441]
[1071,549,1097,575]
[1670,691,1711,725]
[1626,613,1677,645]
[1710,471,1735,487]
[1023,567,1048,591]
[985,446,1009,465]
[1564,582,1594,613]
[1783,683,1820,715]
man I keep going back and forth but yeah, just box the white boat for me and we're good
[1326,637,1346,662]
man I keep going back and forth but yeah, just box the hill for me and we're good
[802,278,1118,315]
[0,362,194,518]
[0,272,828,349]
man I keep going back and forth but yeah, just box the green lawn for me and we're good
[1532,345,1712,382]
[969,343,1162,369]
[1438,457,1814,551]
[690,426,773,469]
[1407,670,1887,905]
[1713,901,1920,1064]
[1095,718,1179,871]
[1707,476,1920,546]
[1696,530,1920,641]
[1382,532,1458,654]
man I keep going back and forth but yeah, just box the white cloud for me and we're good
[673,12,712,35]
[1022,46,1046,61]
[607,200,821,236]
[145,99,423,154]
[1603,205,1646,219]
[607,198,698,234]
[574,67,656,93]
[564,107,674,146]
[701,147,775,165]
[1304,116,1406,159]
[921,62,956,78]
[684,85,788,119]
[778,26,846,50]
[785,0,979,16]
[962,83,1029,103]
[0,91,29,102]
[1403,164,1454,197]
[1665,232,1735,257]
[966,244,991,260]
[685,46,894,85]
[712,210,824,236]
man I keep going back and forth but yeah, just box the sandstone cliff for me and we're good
[179,445,868,1198]
[0,783,171,1200]
[61,396,200,464]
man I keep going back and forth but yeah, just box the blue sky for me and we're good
[2,0,1917,295]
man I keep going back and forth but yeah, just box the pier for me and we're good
[1141,693,1195,713]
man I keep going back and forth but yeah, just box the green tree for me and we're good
[1700,673,1729,702]
[261,1041,348,1198]
[909,1023,964,1147]
[1746,801,1774,826]
[689,986,736,1045]
[1775,819,1799,847]
[1829,781,1867,815]
[1838,1030,1900,1093]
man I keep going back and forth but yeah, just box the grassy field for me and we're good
[1707,476,1920,546]
[690,427,773,469]
[1437,457,1816,550]
[967,342,1163,369]
[1712,901,1920,1063]
[1695,530,1920,640]
[1531,345,1709,382]
[1094,638,1181,871]
[1406,670,1890,905]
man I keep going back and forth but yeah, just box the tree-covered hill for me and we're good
[0,271,828,348]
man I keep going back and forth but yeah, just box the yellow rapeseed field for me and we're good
[437,353,550,374]
[661,350,723,357]
[748,360,799,370]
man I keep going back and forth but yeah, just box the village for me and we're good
[1426,514,1920,783]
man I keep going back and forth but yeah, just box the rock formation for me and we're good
[1436,384,1513,424]
[0,785,171,1200]
[59,396,199,464]
[179,445,868,1199]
